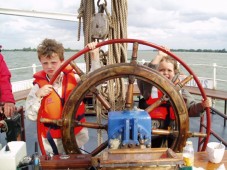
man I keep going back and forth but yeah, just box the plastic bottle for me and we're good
[33,141,40,170]
[182,141,194,166]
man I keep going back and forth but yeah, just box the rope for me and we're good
[78,0,105,148]
[77,0,95,73]
[77,0,128,149]
[77,1,83,41]
[106,0,128,110]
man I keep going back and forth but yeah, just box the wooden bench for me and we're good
[184,86,227,101]
[184,86,227,112]
[13,89,31,102]
[13,86,227,102]
[13,85,227,117]
[184,86,227,127]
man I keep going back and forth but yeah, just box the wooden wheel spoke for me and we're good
[90,87,111,111]
[152,129,179,137]
[175,75,193,91]
[187,131,207,138]
[70,61,86,80]
[125,75,136,109]
[76,121,107,130]
[130,42,138,64]
[40,118,107,130]
[145,94,169,113]
[40,118,62,126]
[90,140,108,157]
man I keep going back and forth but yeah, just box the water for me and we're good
[2,51,81,82]
[3,50,227,112]
[2,51,227,89]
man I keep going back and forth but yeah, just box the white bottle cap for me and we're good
[186,141,192,145]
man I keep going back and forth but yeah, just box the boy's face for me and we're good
[40,53,63,79]
[158,60,175,81]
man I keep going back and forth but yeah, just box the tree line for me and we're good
[3,47,227,53]
[3,47,79,52]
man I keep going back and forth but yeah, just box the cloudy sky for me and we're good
[0,0,227,50]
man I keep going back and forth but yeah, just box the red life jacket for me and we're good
[146,87,175,120]
[34,65,85,138]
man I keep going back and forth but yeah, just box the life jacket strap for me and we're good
[46,126,59,155]
[76,114,85,121]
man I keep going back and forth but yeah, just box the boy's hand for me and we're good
[36,84,53,98]
[202,97,212,108]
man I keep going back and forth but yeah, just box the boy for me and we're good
[137,47,211,147]
[25,38,100,154]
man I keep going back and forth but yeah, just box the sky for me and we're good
[0,0,227,50]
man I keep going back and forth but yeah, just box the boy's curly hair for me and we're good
[37,38,64,61]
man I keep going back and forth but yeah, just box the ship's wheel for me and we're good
[37,39,210,155]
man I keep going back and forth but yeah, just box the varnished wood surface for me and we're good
[39,150,227,170]
[39,154,92,169]
[184,86,227,100]
[13,89,30,101]
[193,150,227,170]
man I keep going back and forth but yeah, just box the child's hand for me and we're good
[87,41,97,50]
[87,41,99,61]
[87,42,99,54]
[152,46,170,65]
[36,84,53,98]
[158,46,170,58]
[202,97,212,108]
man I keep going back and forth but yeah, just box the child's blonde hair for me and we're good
[160,56,179,74]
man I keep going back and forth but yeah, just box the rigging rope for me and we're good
[77,0,95,73]
[77,0,128,150]
[106,0,128,111]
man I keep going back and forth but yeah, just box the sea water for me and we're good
[2,51,227,89]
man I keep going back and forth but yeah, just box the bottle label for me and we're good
[183,154,194,166]
[34,157,39,166]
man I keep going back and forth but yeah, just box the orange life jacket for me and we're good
[146,87,175,120]
[34,65,85,138]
